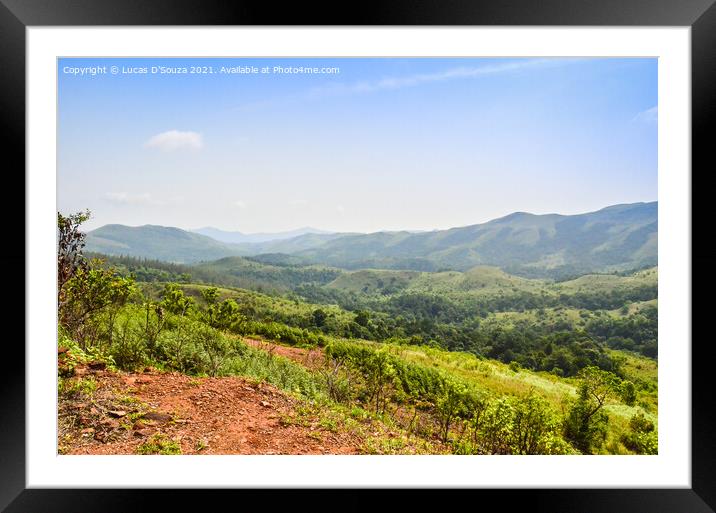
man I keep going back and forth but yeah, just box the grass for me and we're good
[136,434,182,455]
[58,376,98,397]
[222,338,327,400]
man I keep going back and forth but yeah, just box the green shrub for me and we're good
[108,306,150,370]
[621,411,657,454]
[58,375,98,397]
[136,434,182,455]
[224,341,325,399]
[158,318,223,375]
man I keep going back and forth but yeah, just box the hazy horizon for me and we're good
[87,199,657,236]
[58,57,657,233]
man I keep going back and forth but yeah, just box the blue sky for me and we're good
[57,57,657,233]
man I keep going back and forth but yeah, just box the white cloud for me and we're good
[234,200,248,209]
[237,58,583,111]
[104,192,183,207]
[144,130,203,152]
[336,205,346,215]
[633,106,658,123]
[309,58,583,97]
[104,192,156,206]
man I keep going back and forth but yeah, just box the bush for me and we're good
[158,318,231,376]
[109,308,149,370]
[136,434,182,455]
[621,412,658,454]
[224,341,325,399]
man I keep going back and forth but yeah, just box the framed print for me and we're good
[3,0,715,511]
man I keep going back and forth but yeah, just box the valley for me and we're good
[60,204,658,456]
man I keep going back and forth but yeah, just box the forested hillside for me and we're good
[60,210,658,456]
[86,202,657,277]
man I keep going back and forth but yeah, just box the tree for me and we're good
[200,287,219,306]
[57,210,91,310]
[354,310,370,327]
[211,299,242,331]
[160,283,194,316]
[62,260,135,348]
[511,392,562,454]
[312,308,327,328]
[435,378,468,442]
[564,366,633,453]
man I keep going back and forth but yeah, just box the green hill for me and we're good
[191,256,342,293]
[86,202,656,277]
[85,224,245,264]
[296,202,657,277]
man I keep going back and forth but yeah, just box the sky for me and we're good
[57,57,657,233]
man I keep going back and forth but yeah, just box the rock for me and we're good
[142,412,173,423]
[260,401,271,408]
[108,410,127,418]
[99,419,120,431]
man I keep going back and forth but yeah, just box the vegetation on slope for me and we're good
[58,210,658,455]
[85,201,657,277]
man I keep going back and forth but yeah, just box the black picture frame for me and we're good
[3,1,714,511]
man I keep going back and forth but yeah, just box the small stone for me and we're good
[260,401,271,408]
[101,418,120,429]
[142,412,173,423]
[108,410,127,418]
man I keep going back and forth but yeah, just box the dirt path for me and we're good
[60,364,363,455]
[242,338,324,369]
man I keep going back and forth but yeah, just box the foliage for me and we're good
[57,210,91,309]
[564,366,634,453]
[58,376,98,398]
[61,260,136,349]
[160,283,194,316]
[57,209,657,455]
[136,434,182,455]
[620,411,658,454]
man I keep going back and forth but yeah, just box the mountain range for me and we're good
[191,226,333,244]
[85,201,657,278]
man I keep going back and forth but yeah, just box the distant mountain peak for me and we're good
[86,201,657,277]
[191,226,335,245]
